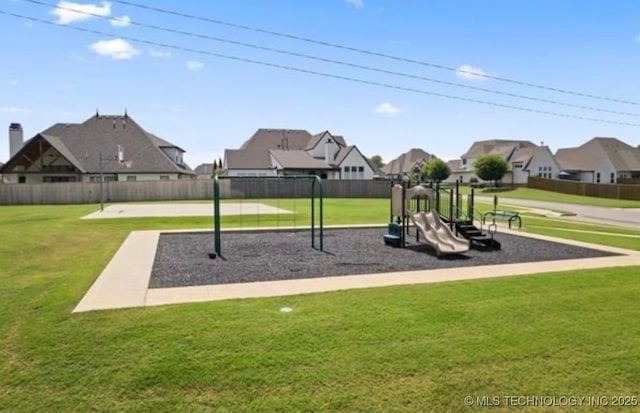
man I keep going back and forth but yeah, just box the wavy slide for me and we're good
[408,209,470,256]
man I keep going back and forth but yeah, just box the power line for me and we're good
[109,0,640,107]
[2,9,640,128]
[21,0,640,118]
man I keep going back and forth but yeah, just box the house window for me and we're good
[160,175,169,180]
[610,173,615,183]
[462,159,467,166]
[43,176,77,183]
[18,176,26,183]
[596,172,601,183]
[127,176,137,182]
[538,173,542,178]
[358,166,364,179]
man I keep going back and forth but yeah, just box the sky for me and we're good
[1,0,640,168]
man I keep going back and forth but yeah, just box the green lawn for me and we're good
[459,186,640,208]
[1,200,639,412]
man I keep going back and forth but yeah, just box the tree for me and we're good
[473,154,509,186]
[421,158,451,182]
[370,155,385,168]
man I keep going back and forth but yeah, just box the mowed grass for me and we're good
[459,186,640,208]
[1,200,640,412]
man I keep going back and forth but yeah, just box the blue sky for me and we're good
[1,0,640,167]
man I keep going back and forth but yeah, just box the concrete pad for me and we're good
[81,203,291,219]
[73,225,640,313]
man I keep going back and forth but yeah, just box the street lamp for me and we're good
[99,145,131,212]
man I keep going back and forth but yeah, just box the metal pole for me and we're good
[99,151,104,212]
[316,175,323,251]
[311,179,315,249]
[214,175,221,257]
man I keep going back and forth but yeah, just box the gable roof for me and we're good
[509,146,556,170]
[194,163,214,176]
[1,114,193,175]
[305,131,347,151]
[448,159,463,171]
[556,137,640,172]
[270,150,338,170]
[225,149,273,170]
[461,139,537,159]
[240,129,313,151]
[382,148,436,175]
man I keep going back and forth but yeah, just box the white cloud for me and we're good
[89,38,140,60]
[456,64,488,81]
[109,15,131,27]
[0,107,33,115]
[9,80,18,86]
[345,0,364,8]
[186,60,204,71]
[51,1,112,25]
[374,102,401,116]
[149,49,171,59]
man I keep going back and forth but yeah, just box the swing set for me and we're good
[210,175,324,258]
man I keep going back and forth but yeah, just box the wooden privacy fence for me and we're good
[527,177,640,200]
[0,178,392,205]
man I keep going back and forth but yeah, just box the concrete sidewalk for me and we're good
[476,196,640,229]
[73,227,640,313]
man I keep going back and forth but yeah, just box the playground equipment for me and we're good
[384,181,502,251]
[210,175,324,258]
[384,183,470,256]
[482,195,522,229]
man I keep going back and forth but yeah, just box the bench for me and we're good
[383,223,403,247]
[482,210,522,229]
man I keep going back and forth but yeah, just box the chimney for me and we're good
[9,123,23,158]
[325,136,338,162]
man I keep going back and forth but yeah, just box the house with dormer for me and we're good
[381,148,437,180]
[446,139,560,184]
[0,112,194,183]
[223,129,375,179]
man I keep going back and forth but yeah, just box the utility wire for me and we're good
[109,0,640,107]
[2,9,640,128]
[22,0,640,118]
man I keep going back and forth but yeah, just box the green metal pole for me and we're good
[318,176,323,251]
[311,178,315,249]
[214,175,221,257]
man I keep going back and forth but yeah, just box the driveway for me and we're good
[475,197,640,230]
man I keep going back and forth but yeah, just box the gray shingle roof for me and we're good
[305,131,347,150]
[556,137,640,172]
[461,139,536,159]
[240,129,313,151]
[8,114,194,175]
[270,150,338,169]
[194,163,214,176]
[382,148,436,175]
[225,149,273,170]
[448,159,463,171]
